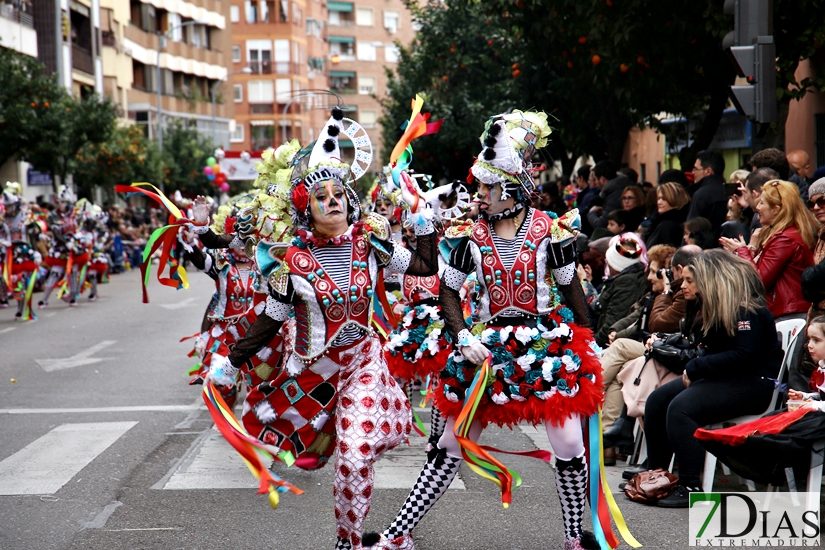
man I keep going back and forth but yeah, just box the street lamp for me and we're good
[211,67,252,145]
[281,89,346,144]
[156,19,208,154]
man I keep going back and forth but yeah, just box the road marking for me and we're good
[159,297,197,310]
[45,312,56,318]
[374,430,465,490]
[79,501,123,530]
[158,429,257,490]
[0,327,16,334]
[35,340,117,372]
[106,528,181,532]
[0,405,203,414]
[0,422,137,495]
[157,424,464,491]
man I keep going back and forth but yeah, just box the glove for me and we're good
[192,195,211,225]
[206,354,239,387]
[194,332,208,358]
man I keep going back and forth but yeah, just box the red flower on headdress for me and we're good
[292,184,309,214]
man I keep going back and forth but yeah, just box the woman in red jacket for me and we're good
[720,179,815,321]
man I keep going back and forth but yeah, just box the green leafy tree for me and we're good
[160,120,217,195]
[0,49,63,169]
[73,125,163,198]
[21,93,118,192]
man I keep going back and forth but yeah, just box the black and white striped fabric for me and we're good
[311,243,363,348]
[490,209,533,270]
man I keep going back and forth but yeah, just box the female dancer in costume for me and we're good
[0,183,39,319]
[204,107,438,550]
[361,111,603,550]
[39,186,86,308]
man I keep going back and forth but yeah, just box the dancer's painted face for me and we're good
[309,179,348,224]
[375,198,391,218]
[476,181,512,216]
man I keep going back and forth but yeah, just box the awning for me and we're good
[330,70,355,78]
[328,36,355,43]
[339,139,353,148]
[250,120,275,126]
[327,1,353,12]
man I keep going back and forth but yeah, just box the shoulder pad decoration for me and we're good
[268,257,291,295]
[549,208,581,246]
[364,212,392,240]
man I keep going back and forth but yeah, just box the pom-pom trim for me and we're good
[483,148,496,160]
[322,139,336,153]
[327,125,340,137]
[331,106,344,120]
[487,123,501,137]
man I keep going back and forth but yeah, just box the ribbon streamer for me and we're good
[2,250,11,291]
[21,271,37,321]
[202,381,303,508]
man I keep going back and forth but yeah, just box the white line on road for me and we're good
[158,429,258,490]
[35,340,117,372]
[0,404,203,414]
[0,422,137,495]
[159,297,197,310]
[373,430,465,490]
[0,327,16,334]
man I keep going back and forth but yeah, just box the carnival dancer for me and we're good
[84,207,111,302]
[203,107,438,550]
[0,183,39,319]
[39,186,87,308]
[360,111,604,550]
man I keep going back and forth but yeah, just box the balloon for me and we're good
[206,156,217,166]
[215,172,227,185]
[240,151,251,162]
[206,173,216,181]
[214,148,225,160]
[219,183,230,192]
[212,164,221,175]
[204,166,214,176]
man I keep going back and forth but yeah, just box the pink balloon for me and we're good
[204,166,214,176]
[219,183,230,192]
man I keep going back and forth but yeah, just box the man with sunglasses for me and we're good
[802,177,825,322]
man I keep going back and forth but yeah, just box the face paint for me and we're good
[310,179,347,218]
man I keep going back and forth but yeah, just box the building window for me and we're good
[248,40,272,73]
[245,0,258,23]
[232,46,241,63]
[359,110,377,128]
[356,7,373,26]
[261,1,275,22]
[234,84,243,102]
[357,42,376,61]
[329,39,355,58]
[384,45,399,63]
[383,10,399,33]
[167,13,182,41]
[276,78,291,103]
[279,0,288,22]
[274,39,291,74]
[248,80,275,103]
[230,5,239,23]
[230,124,244,142]
[251,124,274,150]
[358,76,375,95]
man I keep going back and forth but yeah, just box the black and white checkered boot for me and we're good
[556,453,598,550]
[358,447,461,549]
[426,405,446,453]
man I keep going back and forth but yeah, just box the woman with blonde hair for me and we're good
[720,179,815,321]
[643,250,783,507]
[644,182,691,247]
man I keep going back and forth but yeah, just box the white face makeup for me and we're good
[309,179,349,234]
[476,181,514,217]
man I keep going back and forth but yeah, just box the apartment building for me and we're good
[227,0,329,152]
[326,0,414,173]
[124,0,233,146]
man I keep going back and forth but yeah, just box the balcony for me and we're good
[249,60,272,74]
[249,103,274,114]
[72,44,94,75]
[0,3,33,28]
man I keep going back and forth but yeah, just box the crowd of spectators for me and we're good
[534,147,825,507]
[102,205,164,273]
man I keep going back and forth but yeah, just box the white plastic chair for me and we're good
[700,318,807,493]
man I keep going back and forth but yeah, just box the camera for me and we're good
[656,267,673,281]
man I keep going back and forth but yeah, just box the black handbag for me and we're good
[644,333,699,375]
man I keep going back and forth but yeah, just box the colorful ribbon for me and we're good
[370,273,399,340]
[587,411,642,549]
[2,249,11,291]
[115,183,191,303]
[202,381,303,508]
[20,271,37,321]
[453,356,552,508]
[389,95,443,190]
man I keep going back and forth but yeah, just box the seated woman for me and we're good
[619,185,647,233]
[644,183,691,248]
[594,234,649,347]
[720,179,815,323]
[642,250,783,508]
[696,316,825,487]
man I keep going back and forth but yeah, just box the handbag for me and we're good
[644,333,699,375]
[624,468,679,504]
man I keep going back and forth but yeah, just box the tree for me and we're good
[73,125,163,199]
[0,48,63,169]
[160,120,217,196]
[20,93,118,192]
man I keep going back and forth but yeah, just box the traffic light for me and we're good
[723,0,776,124]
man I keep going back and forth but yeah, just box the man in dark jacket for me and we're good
[687,150,728,232]
[587,160,632,229]
[750,147,808,200]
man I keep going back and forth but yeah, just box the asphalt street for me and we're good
[0,268,768,550]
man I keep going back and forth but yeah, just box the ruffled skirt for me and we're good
[434,308,604,427]
[384,303,451,382]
